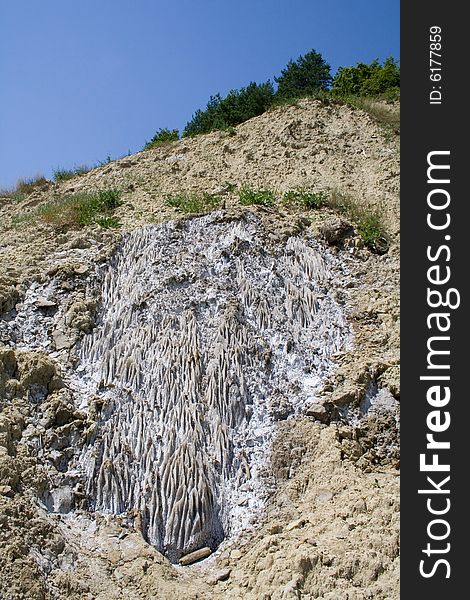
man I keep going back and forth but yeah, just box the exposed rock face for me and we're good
[68,213,350,561]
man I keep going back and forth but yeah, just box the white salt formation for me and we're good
[72,212,350,562]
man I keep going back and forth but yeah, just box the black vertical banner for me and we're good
[401,3,467,598]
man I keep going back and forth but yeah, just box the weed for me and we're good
[357,215,384,248]
[164,191,221,213]
[238,186,276,207]
[97,155,113,167]
[10,212,33,225]
[96,216,121,229]
[282,189,327,209]
[269,96,300,110]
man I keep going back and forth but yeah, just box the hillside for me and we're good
[0,97,400,600]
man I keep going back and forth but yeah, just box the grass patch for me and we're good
[345,96,400,132]
[16,176,49,195]
[164,191,221,213]
[238,186,276,207]
[12,189,122,229]
[1,175,49,201]
[53,165,91,182]
[327,189,388,252]
[0,188,24,203]
[282,189,327,209]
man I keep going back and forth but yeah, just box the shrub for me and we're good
[282,189,327,209]
[331,58,400,98]
[238,186,276,207]
[275,49,332,99]
[164,192,221,213]
[53,165,91,182]
[144,128,180,149]
[183,82,275,137]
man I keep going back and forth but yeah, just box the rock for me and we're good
[267,524,282,535]
[352,498,368,515]
[52,330,72,350]
[15,350,62,392]
[215,567,231,581]
[320,216,352,244]
[106,550,122,565]
[306,538,317,546]
[74,264,89,275]
[179,547,212,566]
[286,518,306,532]
[337,426,353,440]
[282,575,302,598]
[35,297,57,309]
[208,567,231,584]
[331,384,360,407]
[305,403,328,423]
[0,484,13,497]
[315,490,333,504]
[46,486,74,514]
[64,299,95,333]
[119,160,136,169]
[271,396,294,421]
[230,549,243,560]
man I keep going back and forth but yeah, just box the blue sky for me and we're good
[0,1,399,189]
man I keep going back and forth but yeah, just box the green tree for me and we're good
[331,57,400,97]
[274,49,332,99]
[183,82,275,137]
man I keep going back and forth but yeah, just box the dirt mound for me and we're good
[0,98,399,599]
